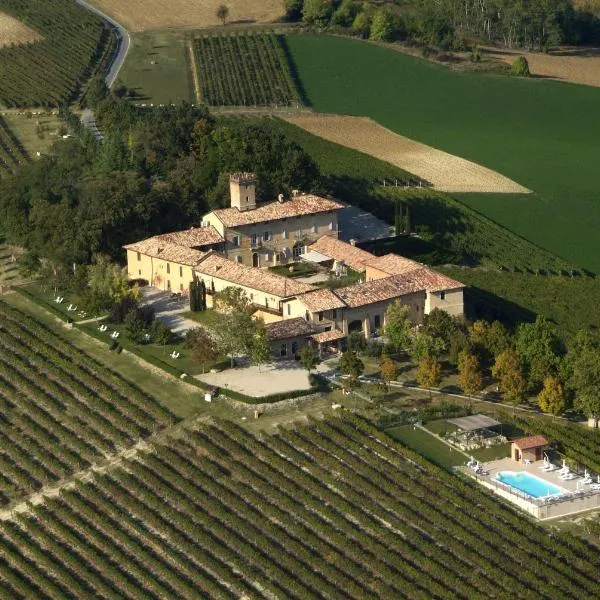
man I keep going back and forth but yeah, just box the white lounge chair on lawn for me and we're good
[110,331,120,339]
[170,351,180,359]
[99,324,108,332]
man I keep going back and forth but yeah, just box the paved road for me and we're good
[75,0,131,140]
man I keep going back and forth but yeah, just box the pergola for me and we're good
[447,415,501,431]
[446,414,504,450]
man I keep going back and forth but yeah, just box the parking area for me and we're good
[141,287,197,334]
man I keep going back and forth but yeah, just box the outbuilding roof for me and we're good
[209,194,345,228]
[311,329,346,344]
[334,273,426,308]
[297,288,346,312]
[512,435,548,450]
[123,240,208,267]
[447,415,501,431]
[265,318,319,341]
[195,254,315,298]
[308,236,374,272]
[365,253,422,276]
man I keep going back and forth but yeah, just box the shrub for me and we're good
[511,56,530,77]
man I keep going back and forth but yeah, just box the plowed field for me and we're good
[284,114,530,194]
[89,0,284,31]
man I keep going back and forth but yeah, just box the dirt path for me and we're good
[188,39,202,104]
[284,114,530,194]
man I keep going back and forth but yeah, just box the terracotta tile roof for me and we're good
[365,253,422,276]
[195,254,315,298]
[266,318,319,341]
[366,254,464,292]
[123,239,208,267]
[151,226,224,248]
[334,275,425,308]
[123,226,223,267]
[308,236,374,272]
[210,194,345,228]
[297,288,346,312]
[513,435,548,450]
[311,329,346,343]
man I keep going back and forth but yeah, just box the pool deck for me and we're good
[462,458,600,520]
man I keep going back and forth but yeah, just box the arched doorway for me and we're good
[252,253,259,268]
[348,319,363,333]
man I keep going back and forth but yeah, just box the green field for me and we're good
[1,111,62,158]
[116,31,194,105]
[286,34,600,272]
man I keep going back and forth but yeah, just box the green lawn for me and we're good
[286,34,600,273]
[2,110,63,157]
[14,282,93,323]
[117,30,194,105]
[385,425,466,469]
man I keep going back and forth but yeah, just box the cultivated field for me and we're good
[89,0,285,32]
[0,0,115,107]
[487,46,600,88]
[286,34,600,272]
[0,414,598,598]
[194,33,300,107]
[0,12,40,47]
[0,116,28,178]
[0,301,175,509]
[284,114,530,193]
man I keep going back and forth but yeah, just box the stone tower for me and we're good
[229,172,257,212]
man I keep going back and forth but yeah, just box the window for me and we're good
[180,283,184,291]
[265,298,269,308]
[138,269,141,276]
[250,293,254,301]
[137,252,141,261]
[440,291,446,301]
[328,222,334,231]
[251,233,258,247]
[332,309,337,319]
[374,315,381,329]
[318,312,324,322]
[232,235,240,247]
[293,246,302,259]
[235,255,242,264]
[263,231,270,241]
[179,266,183,277]
[167,280,171,290]
[280,343,287,357]
[166,263,170,274]
[295,229,302,238]
[305,311,310,321]
[282,229,288,239]
[287,304,291,316]
[311,224,317,234]
[292,342,298,355]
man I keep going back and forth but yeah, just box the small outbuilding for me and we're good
[511,435,548,463]
[445,414,505,451]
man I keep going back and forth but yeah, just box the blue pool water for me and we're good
[496,471,563,498]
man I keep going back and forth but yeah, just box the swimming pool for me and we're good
[496,471,564,498]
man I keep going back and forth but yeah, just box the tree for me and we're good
[340,350,364,384]
[492,348,527,404]
[424,308,459,348]
[409,330,445,362]
[515,315,562,391]
[285,0,304,21]
[511,56,530,77]
[86,254,131,311]
[300,344,319,374]
[458,351,483,398]
[379,353,397,390]
[216,4,229,25]
[469,320,510,363]
[217,309,257,367]
[250,321,271,371]
[352,11,370,37]
[215,286,251,312]
[384,300,412,352]
[187,328,218,373]
[416,356,441,399]
[331,0,360,27]
[538,376,566,416]
[302,0,335,26]
[571,342,600,425]
[347,331,366,355]
[369,9,394,41]
[86,74,108,108]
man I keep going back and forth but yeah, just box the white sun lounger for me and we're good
[559,472,577,480]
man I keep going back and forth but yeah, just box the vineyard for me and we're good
[194,33,301,107]
[0,0,116,107]
[0,414,598,598]
[0,301,175,508]
[0,116,28,178]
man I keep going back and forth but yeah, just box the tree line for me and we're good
[338,302,600,424]
[286,0,600,50]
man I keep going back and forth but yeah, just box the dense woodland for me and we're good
[0,100,320,266]
[287,0,600,49]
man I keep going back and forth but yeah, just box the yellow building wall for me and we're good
[126,250,195,293]
[426,288,464,317]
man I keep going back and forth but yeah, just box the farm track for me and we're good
[284,114,531,194]
[188,39,202,104]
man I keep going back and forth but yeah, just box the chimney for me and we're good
[292,189,300,197]
[278,193,285,203]
[349,239,357,247]
[229,172,257,212]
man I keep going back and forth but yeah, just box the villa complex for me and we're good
[124,174,465,358]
